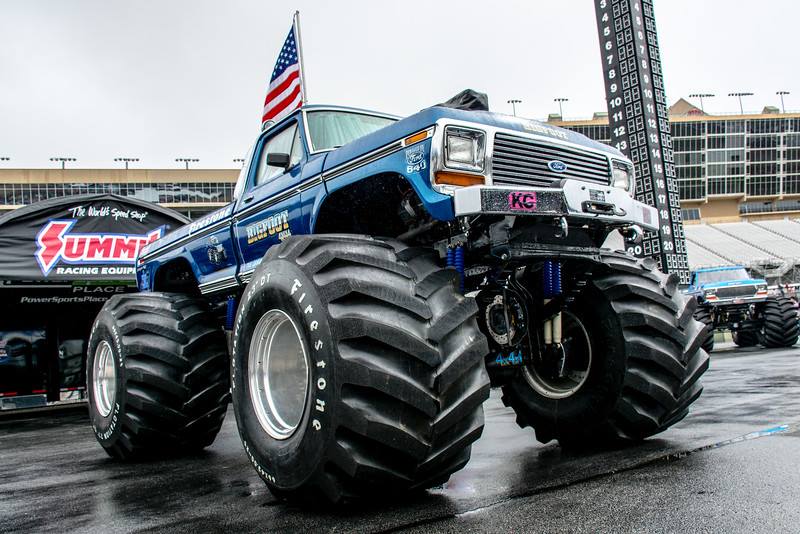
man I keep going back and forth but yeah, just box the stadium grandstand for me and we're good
[684,219,800,284]
[553,97,800,286]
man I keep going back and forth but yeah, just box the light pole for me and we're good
[175,157,199,170]
[114,157,139,170]
[689,93,715,112]
[507,99,522,117]
[777,91,790,113]
[728,92,753,115]
[233,158,245,166]
[554,97,569,118]
[50,157,76,169]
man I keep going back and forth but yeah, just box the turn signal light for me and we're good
[404,130,430,146]
[434,171,485,187]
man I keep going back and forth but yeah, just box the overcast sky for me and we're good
[1,0,797,169]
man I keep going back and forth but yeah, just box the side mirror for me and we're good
[266,152,291,168]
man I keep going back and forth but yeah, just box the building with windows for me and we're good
[551,99,800,223]
[0,168,239,220]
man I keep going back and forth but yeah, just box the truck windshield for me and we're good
[697,268,750,284]
[306,111,396,152]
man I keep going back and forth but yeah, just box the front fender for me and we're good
[318,138,455,227]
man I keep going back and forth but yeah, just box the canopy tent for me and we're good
[0,194,187,409]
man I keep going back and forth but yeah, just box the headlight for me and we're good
[612,161,635,197]
[704,288,717,295]
[444,126,485,172]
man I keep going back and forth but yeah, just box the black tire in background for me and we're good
[87,293,230,459]
[58,339,85,388]
[502,252,709,446]
[693,307,715,353]
[732,329,759,347]
[761,296,800,348]
[230,235,490,504]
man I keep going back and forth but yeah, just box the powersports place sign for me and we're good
[0,194,187,301]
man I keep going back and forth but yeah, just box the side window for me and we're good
[290,128,303,167]
[254,124,299,188]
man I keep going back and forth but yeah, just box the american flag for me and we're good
[262,25,303,124]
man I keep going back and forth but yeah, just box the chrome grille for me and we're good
[491,132,611,187]
[714,285,757,299]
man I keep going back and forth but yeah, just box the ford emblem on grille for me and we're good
[548,160,568,173]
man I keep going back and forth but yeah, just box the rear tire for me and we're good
[502,252,709,446]
[761,296,799,348]
[230,235,490,504]
[87,293,230,459]
[732,329,759,347]
[693,307,715,353]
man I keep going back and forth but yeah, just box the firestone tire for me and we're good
[761,296,800,348]
[502,252,709,446]
[86,293,230,459]
[230,235,490,504]
[693,307,715,353]
[732,329,759,348]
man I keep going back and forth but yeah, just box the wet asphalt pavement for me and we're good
[2,342,799,533]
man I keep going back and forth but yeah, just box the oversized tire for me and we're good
[502,252,709,446]
[230,235,490,504]
[87,293,230,459]
[732,329,759,347]
[693,306,715,353]
[761,296,800,348]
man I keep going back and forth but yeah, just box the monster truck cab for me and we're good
[687,266,768,306]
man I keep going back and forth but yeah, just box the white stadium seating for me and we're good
[713,222,800,260]
[684,224,778,265]
[684,239,732,269]
[683,219,800,277]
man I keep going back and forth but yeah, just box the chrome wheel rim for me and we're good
[249,309,310,440]
[93,340,117,417]
[523,311,592,399]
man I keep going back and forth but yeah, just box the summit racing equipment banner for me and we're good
[0,194,187,283]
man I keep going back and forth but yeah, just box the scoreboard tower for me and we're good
[594,0,690,284]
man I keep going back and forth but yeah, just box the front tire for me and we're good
[87,293,230,459]
[230,235,490,504]
[761,296,800,348]
[693,307,715,353]
[732,329,759,347]
[502,253,709,446]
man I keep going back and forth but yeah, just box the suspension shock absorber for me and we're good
[542,260,562,346]
[454,243,465,294]
[446,243,465,294]
[225,294,237,330]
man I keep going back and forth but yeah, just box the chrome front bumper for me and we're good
[452,182,659,232]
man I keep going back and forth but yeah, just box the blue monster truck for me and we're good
[687,265,799,352]
[85,91,708,505]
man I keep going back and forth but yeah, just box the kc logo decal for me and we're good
[35,220,163,276]
[508,191,538,212]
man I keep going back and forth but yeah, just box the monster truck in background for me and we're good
[687,266,799,352]
[86,90,709,504]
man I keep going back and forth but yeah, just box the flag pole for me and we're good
[293,10,308,104]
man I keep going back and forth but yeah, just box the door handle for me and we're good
[243,194,254,204]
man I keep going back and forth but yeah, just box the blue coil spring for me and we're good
[543,260,562,298]
[446,246,455,268]
[454,244,465,294]
[225,295,237,330]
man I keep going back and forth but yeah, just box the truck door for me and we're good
[233,119,306,280]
